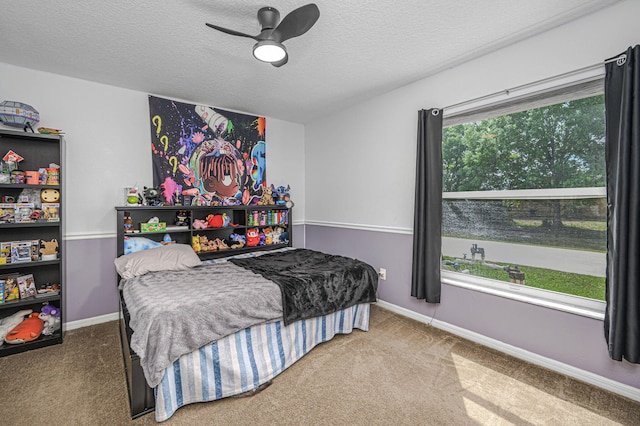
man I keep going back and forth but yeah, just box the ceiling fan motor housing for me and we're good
[258,7,280,30]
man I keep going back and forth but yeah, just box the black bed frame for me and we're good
[118,292,155,419]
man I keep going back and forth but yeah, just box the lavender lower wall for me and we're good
[304,224,640,391]
[65,237,119,322]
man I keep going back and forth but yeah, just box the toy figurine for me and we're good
[143,186,161,206]
[174,210,189,226]
[271,184,293,207]
[123,211,134,233]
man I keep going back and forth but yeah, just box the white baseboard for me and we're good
[64,311,119,332]
[376,299,640,403]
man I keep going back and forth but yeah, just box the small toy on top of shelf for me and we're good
[0,101,39,132]
[143,186,162,206]
[271,184,294,207]
[257,185,274,206]
[40,188,60,203]
[125,187,141,207]
[37,127,64,135]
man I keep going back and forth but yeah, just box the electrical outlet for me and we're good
[379,268,387,280]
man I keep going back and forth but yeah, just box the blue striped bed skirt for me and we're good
[155,303,371,421]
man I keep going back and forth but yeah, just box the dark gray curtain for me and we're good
[604,45,640,363]
[411,109,443,303]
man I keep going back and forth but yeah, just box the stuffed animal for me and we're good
[246,228,260,247]
[206,213,237,228]
[143,186,161,206]
[258,185,274,206]
[0,309,33,346]
[228,233,246,249]
[215,238,229,250]
[191,235,201,253]
[263,226,274,245]
[123,236,163,255]
[192,219,208,229]
[271,184,292,206]
[39,304,61,336]
[174,210,189,226]
[40,239,59,259]
[5,312,44,344]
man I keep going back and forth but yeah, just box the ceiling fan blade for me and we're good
[271,53,289,68]
[271,3,320,43]
[205,23,259,41]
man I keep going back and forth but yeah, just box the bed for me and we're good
[115,245,378,421]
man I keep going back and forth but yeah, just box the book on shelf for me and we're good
[0,277,4,303]
[17,273,37,299]
[2,274,20,302]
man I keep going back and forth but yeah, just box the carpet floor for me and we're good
[1,305,639,425]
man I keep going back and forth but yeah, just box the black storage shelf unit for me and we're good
[0,128,64,357]
[115,205,292,260]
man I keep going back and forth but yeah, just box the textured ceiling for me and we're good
[0,0,618,123]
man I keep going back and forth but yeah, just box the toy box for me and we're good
[41,203,60,221]
[0,242,11,264]
[3,274,20,302]
[10,241,32,263]
[0,203,15,223]
[139,222,166,233]
[14,203,35,222]
[17,274,36,299]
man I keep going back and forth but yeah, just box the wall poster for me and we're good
[148,95,266,206]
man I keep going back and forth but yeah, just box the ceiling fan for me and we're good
[205,3,320,67]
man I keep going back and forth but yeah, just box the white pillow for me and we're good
[114,243,201,279]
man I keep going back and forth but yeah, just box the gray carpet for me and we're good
[1,305,639,425]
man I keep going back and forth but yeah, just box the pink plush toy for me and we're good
[192,219,208,229]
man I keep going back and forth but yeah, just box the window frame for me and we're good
[441,69,607,319]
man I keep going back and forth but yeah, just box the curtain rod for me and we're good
[442,55,624,114]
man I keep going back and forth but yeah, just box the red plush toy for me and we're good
[246,227,260,247]
[206,213,237,228]
[4,313,44,344]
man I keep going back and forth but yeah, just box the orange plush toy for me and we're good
[4,313,44,344]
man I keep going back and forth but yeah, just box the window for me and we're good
[441,79,606,317]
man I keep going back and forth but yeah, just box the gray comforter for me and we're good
[120,262,282,388]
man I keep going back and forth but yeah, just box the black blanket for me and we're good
[230,249,378,325]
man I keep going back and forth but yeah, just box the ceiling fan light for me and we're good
[253,40,287,63]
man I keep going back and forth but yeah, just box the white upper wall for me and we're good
[305,0,640,228]
[0,63,305,237]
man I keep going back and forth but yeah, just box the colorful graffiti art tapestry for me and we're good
[148,95,267,206]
